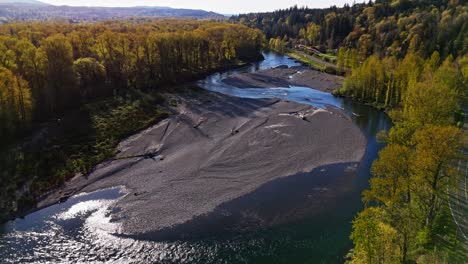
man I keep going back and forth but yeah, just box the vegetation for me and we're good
[339,47,466,263]
[232,1,467,262]
[287,51,326,70]
[0,91,168,217]
[340,10,466,264]
[0,2,466,262]
[287,51,345,75]
[232,1,467,59]
[0,1,224,23]
[334,52,466,109]
[347,88,465,263]
[340,28,466,264]
[0,19,265,222]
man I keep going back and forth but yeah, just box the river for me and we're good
[0,52,391,263]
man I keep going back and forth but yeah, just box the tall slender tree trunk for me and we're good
[402,234,408,263]
[426,163,442,228]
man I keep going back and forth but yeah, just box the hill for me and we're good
[231,1,466,59]
[0,0,48,5]
[0,2,224,22]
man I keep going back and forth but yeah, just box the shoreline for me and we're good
[4,53,366,239]
[126,161,362,241]
[0,58,260,224]
[222,65,344,93]
[34,87,366,235]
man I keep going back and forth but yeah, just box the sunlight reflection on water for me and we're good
[0,186,275,263]
[0,52,391,264]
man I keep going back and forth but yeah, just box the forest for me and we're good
[232,0,466,59]
[0,19,264,222]
[336,52,466,110]
[0,0,466,262]
[0,1,224,23]
[232,0,467,262]
[347,53,466,263]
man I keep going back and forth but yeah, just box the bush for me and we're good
[0,90,169,221]
[323,66,346,76]
[169,99,178,107]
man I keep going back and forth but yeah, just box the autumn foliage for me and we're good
[0,20,265,140]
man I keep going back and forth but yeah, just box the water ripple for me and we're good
[0,52,391,264]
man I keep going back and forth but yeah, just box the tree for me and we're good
[0,20,267,225]
[459,55,468,97]
[412,125,461,228]
[350,207,402,264]
[0,37,17,71]
[94,31,131,89]
[366,144,412,206]
[303,22,321,45]
[423,51,441,74]
[0,66,32,137]
[269,37,286,53]
[68,30,95,59]
[13,39,44,118]
[433,56,464,96]
[405,74,458,127]
[39,34,77,114]
[73,58,107,100]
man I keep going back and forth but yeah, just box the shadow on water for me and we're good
[129,162,362,241]
[121,162,363,263]
[0,52,392,264]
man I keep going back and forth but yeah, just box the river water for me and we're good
[0,52,391,263]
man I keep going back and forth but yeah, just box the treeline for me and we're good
[232,0,467,59]
[338,25,468,264]
[0,4,224,23]
[0,20,264,222]
[0,19,264,140]
[348,55,465,262]
[231,1,468,262]
[333,9,468,262]
[335,52,467,109]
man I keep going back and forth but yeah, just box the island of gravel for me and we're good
[38,66,364,236]
[222,65,344,92]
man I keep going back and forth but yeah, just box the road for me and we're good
[448,105,468,246]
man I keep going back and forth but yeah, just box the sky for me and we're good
[39,0,363,14]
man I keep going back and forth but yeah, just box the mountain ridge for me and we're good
[0,1,224,22]
[0,0,48,5]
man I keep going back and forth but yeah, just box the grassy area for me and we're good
[0,90,169,221]
[287,50,346,76]
[0,56,257,223]
[287,51,326,70]
[69,91,168,175]
[317,51,337,62]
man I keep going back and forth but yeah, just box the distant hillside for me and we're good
[0,2,224,22]
[231,1,467,59]
[0,0,48,5]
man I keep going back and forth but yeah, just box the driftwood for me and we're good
[113,151,159,160]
